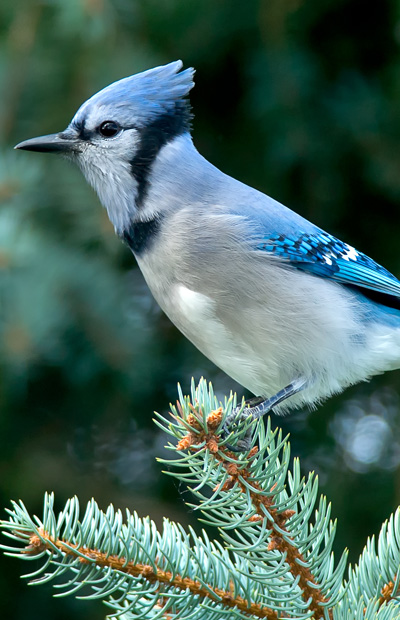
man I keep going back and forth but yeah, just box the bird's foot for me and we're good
[221,378,308,453]
[221,399,270,452]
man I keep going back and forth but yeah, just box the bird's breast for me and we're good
[136,250,272,394]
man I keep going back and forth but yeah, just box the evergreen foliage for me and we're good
[2,379,400,619]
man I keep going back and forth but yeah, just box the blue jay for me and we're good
[15,61,400,447]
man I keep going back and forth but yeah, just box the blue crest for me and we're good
[72,60,195,129]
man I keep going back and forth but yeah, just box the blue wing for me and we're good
[256,231,400,299]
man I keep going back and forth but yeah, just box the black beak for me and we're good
[15,131,82,154]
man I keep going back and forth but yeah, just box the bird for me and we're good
[15,60,400,448]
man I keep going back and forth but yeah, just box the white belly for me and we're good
[170,284,267,392]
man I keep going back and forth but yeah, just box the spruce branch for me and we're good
[1,494,284,619]
[1,379,400,619]
[15,521,278,619]
[157,379,346,618]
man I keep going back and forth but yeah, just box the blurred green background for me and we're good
[2,0,400,617]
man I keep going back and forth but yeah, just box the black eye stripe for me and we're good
[72,119,139,140]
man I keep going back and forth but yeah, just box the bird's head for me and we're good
[15,60,195,233]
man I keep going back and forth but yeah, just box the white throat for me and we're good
[75,145,138,235]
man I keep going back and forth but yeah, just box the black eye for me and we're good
[98,121,121,138]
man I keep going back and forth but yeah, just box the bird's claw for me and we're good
[220,381,308,452]
[220,404,258,453]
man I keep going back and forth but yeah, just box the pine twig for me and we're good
[175,404,331,620]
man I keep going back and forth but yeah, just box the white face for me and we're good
[69,108,142,234]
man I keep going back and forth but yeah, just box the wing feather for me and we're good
[256,232,400,298]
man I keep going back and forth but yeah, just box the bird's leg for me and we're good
[239,377,309,421]
[222,377,308,452]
